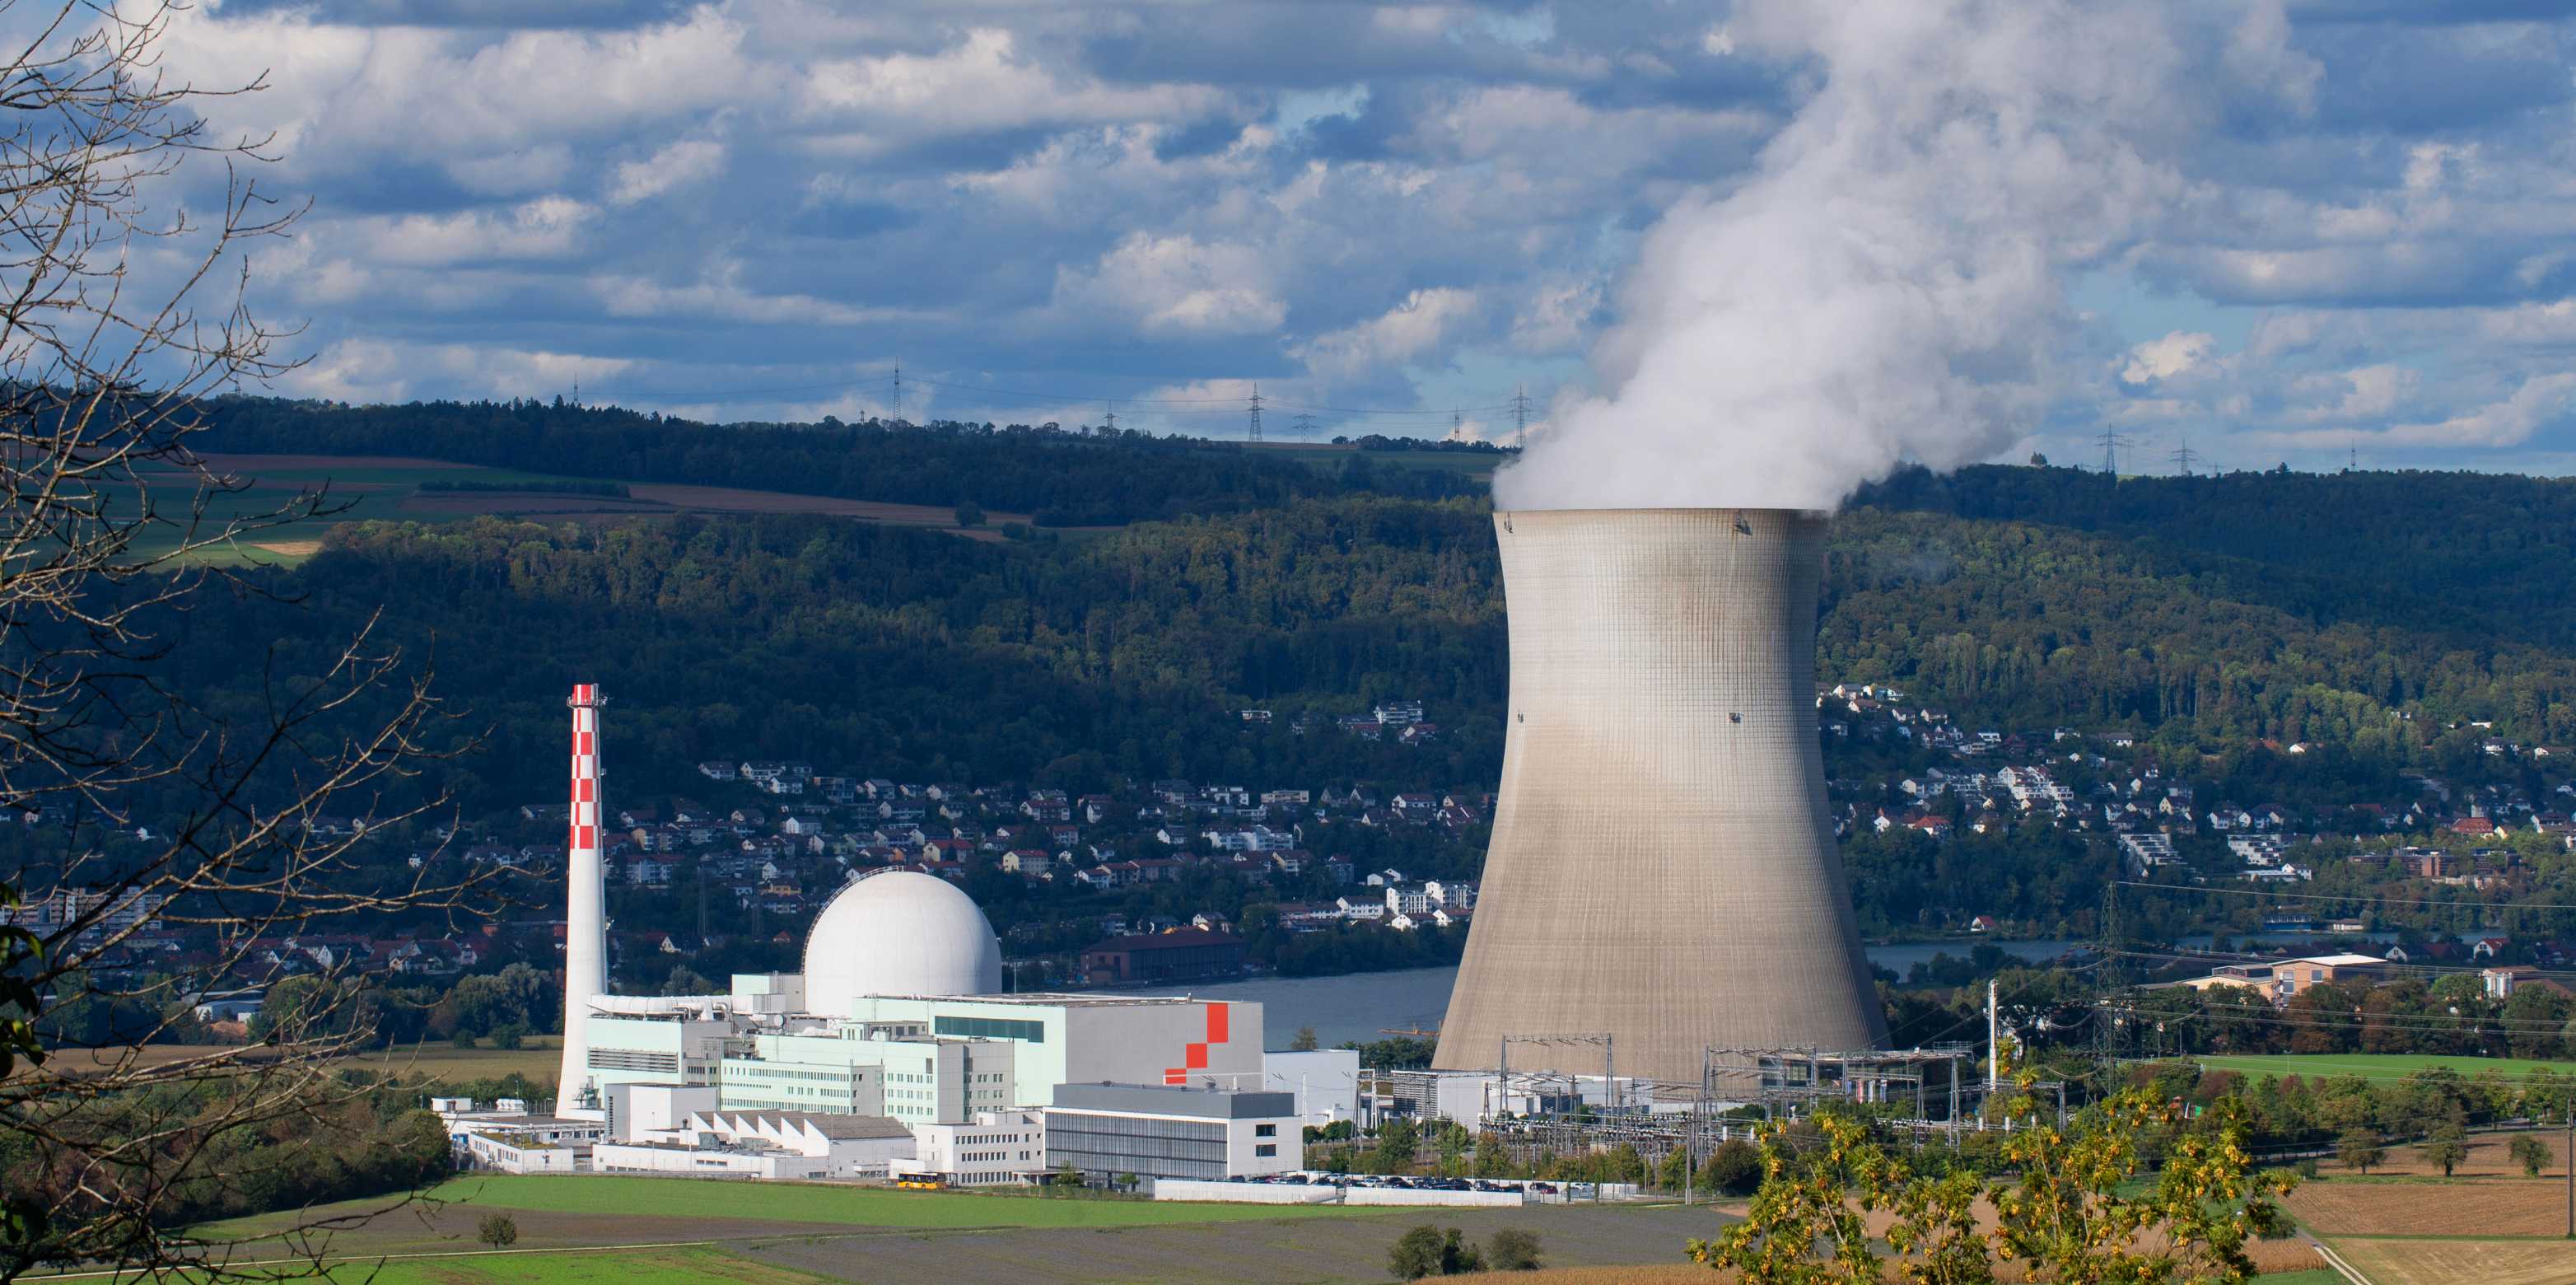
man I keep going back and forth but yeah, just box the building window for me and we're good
[1255,1144,1276,1156]
[1254,1124,1276,1138]
[936,1015,1046,1044]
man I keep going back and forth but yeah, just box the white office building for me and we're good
[894,1109,1047,1186]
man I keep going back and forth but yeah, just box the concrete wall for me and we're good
[1153,1180,1525,1207]
[1436,510,1887,1083]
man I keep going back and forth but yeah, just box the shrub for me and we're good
[1701,1138,1764,1195]
[1388,1225,1483,1279]
[1485,1227,1543,1271]
[476,1213,518,1250]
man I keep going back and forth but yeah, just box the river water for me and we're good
[1188,939,2091,1050]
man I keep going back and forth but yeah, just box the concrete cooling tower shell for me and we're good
[1433,508,1886,1085]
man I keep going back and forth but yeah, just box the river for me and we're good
[1188,939,2091,1050]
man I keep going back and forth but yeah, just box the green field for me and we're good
[418,1174,1355,1228]
[121,458,610,566]
[2196,1053,2576,1082]
[203,1174,1356,1244]
[318,1246,829,1284]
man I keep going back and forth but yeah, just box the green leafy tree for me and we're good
[1697,1077,2294,1285]
[1386,1225,1483,1279]
[2422,1119,2470,1177]
[1484,1227,1542,1271]
[2337,1128,2386,1175]
[1290,1026,1320,1051]
[2509,1133,2550,1177]
[477,1213,518,1250]
[1376,1117,1421,1171]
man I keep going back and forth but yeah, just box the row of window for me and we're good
[589,1049,679,1072]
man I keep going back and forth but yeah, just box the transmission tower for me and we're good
[1451,410,1463,441]
[1513,386,1532,441]
[892,365,901,410]
[1103,400,1117,433]
[2096,427,2131,477]
[2168,439,2200,476]
[1293,412,1318,438]
[1247,385,1263,442]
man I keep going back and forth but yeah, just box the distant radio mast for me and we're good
[1247,385,1263,442]
[1104,401,1117,433]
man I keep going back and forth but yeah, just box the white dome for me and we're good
[801,871,1002,1014]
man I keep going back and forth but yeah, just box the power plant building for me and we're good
[1435,510,1886,1085]
[542,684,1290,1181]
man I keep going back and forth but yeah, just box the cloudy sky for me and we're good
[130,0,2576,474]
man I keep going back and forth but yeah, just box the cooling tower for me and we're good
[1434,509,1885,1085]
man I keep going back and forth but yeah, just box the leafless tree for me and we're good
[0,2,506,1277]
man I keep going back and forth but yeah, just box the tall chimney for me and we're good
[1434,510,1884,1085]
[557,683,607,1110]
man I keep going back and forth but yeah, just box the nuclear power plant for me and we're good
[1435,508,1887,1085]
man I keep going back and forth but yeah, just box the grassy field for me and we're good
[203,1174,1359,1249]
[309,1245,832,1284]
[58,1038,560,1086]
[2196,1052,2576,1082]
[119,454,1030,565]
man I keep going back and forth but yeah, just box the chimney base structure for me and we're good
[557,683,607,1112]
[1434,509,1885,1085]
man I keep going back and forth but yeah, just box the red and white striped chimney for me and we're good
[557,683,607,1111]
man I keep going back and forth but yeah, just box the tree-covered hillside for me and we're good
[114,460,2575,822]
[198,396,1479,526]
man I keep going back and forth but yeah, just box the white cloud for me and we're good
[2382,372,2576,447]
[609,139,728,206]
[800,27,1225,150]
[1296,287,1480,381]
[2120,331,2217,385]
[1052,232,1285,337]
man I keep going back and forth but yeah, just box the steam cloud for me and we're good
[1493,0,2312,512]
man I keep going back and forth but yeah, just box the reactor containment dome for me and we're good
[1434,508,1887,1085]
[802,870,1005,1013]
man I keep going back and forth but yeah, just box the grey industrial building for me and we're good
[1042,1082,1300,1182]
[1435,508,1887,1085]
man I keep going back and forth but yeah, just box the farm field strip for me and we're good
[2196,1052,2576,1081]
[2323,1235,2576,1285]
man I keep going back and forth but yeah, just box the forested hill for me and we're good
[1855,464,2576,647]
[197,395,1486,526]
[101,462,2572,829]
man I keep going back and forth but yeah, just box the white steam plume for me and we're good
[1493,0,2313,512]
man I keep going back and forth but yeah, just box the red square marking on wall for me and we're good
[1163,1068,1185,1084]
[1184,1043,1208,1070]
[1206,1002,1230,1044]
